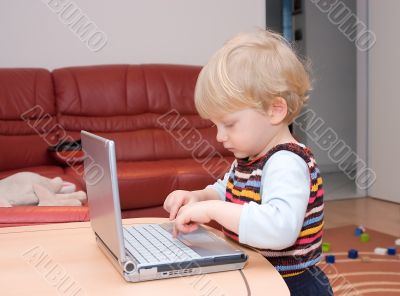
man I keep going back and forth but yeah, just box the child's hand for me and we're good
[172,201,214,237]
[163,190,199,221]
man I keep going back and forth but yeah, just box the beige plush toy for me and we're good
[0,172,86,207]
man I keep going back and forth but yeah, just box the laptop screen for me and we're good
[81,131,126,261]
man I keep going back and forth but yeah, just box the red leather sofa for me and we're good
[0,64,232,227]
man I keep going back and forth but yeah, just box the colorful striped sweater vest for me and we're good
[222,143,324,278]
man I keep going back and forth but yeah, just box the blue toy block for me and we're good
[325,255,335,264]
[348,249,358,259]
[354,227,363,237]
[387,247,397,255]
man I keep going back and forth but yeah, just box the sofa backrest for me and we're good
[0,68,58,171]
[52,64,228,161]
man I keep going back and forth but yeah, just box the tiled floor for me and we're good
[324,197,400,237]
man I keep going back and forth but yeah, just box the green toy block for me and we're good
[322,242,331,252]
[360,233,370,242]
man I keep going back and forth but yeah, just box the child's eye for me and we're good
[224,122,235,128]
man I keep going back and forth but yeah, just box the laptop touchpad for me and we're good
[161,222,240,256]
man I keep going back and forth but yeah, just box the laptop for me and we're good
[81,131,248,282]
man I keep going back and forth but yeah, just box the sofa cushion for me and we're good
[65,156,233,211]
[121,206,168,219]
[0,68,58,172]
[52,64,230,162]
[0,206,89,227]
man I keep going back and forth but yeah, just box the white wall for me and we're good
[295,0,357,174]
[368,0,400,203]
[356,0,368,197]
[0,0,265,69]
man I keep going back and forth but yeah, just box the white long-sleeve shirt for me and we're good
[207,149,310,250]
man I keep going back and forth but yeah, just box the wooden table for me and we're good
[0,218,289,295]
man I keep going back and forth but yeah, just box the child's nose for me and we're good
[216,128,227,142]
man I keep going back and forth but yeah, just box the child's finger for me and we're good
[163,199,171,212]
[172,224,179,238]
[184,223,199,233]
[174,218,199,235]
[169,204,180,220]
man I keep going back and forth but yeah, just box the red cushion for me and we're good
[0,206,89,228]
[65,157,233,211]
[52,65,230,162]
[0,68,57,171]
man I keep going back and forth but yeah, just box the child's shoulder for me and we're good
[234,143,316,172]
[268,142,313,158]
[264,145,312,170]
[264,142,315,166]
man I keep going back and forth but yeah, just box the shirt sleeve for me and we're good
[206,161,236,201]
[238,151,310,250]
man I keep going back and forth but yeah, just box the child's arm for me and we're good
[172,199,242,236]
[238,151,310,249]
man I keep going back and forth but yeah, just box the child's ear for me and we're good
[268,96,288,124]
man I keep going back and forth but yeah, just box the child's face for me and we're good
[211,108,280,159]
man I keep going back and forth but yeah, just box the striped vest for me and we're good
[222,143,324,277]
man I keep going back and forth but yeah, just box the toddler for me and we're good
[164,29,332,295]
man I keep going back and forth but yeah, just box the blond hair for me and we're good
[195,29,311,123]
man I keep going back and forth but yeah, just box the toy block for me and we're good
[395,239,400,246]
[325,255,335,264]
[387,247,397,255]
[322,242,331,252]
[360,233,369,242]
[354,227,364,237]
[374,247,386,255]
[348,249,358,259]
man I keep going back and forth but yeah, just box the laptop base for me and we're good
[96,234,247,282]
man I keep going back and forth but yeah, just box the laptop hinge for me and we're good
[95,234,137,275]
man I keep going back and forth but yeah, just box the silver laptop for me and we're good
[81,131,247,282]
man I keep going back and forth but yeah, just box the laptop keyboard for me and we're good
[123,224,201,264]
